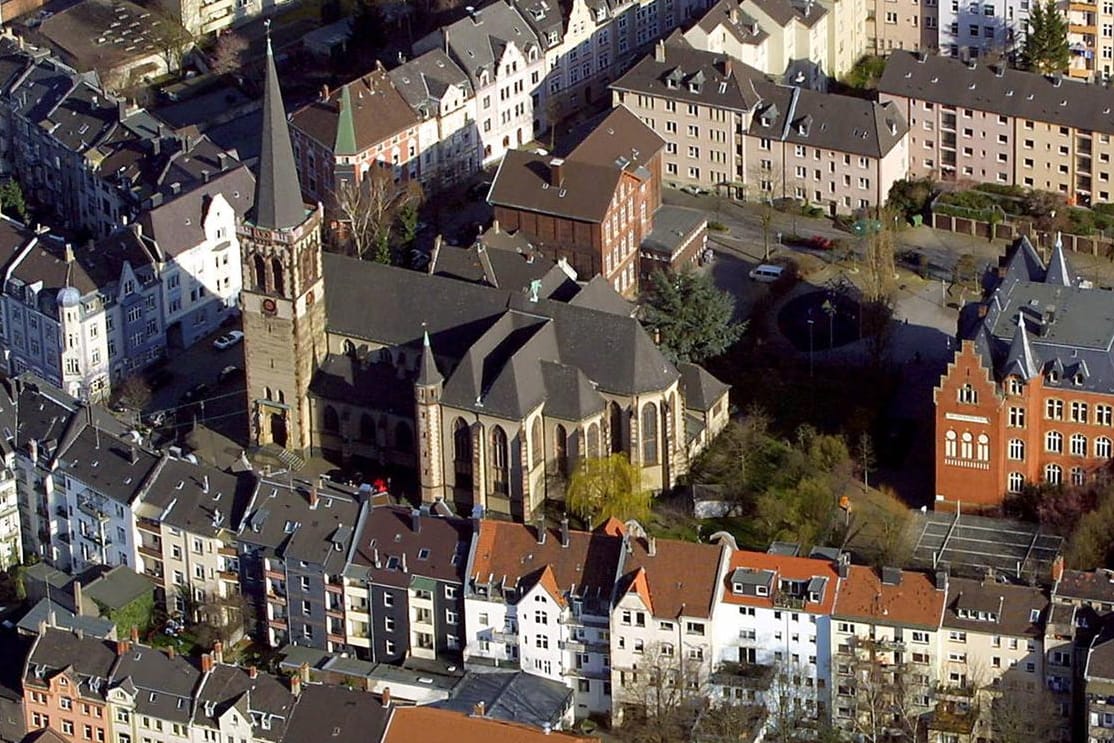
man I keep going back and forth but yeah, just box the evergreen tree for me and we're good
[640,268,745,364]
[1021,0,1070,75]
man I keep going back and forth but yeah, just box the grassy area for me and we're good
[838,485,914,566]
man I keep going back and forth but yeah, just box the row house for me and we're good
[933,237,1114,508]
[23,628,116,742]
[1086,629,1114,743]
[413,2,547,165]
[342,504,471,664]
[389,50,480,191]
[463,517,624,718]
[935,0,1028,60]
[865,0,938,56]
[710,542,838,725]
[0,437,20,569]
[831,565,946,738]
[488,104,664,295]
[289,68,422,217]
[879,51,1114,204]
[611,38,908,213]
[236,478,365,652]
[609,521,729,723]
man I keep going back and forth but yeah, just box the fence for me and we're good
[930,212,1112,257]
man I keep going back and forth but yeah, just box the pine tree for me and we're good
[1021,0,1070,75]
[640,268,745,364]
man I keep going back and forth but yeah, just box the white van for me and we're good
[748,264,785,283]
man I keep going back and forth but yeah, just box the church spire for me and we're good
[253,26,306,231]
[334,83,357,157]
[416,331,442,387]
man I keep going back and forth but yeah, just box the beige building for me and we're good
[613,39,908,212]
[879,50,1114,205]
[867,0,938,55]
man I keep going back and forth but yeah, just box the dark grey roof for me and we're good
[109,645,200,723]
[566,105,666,173]
[417,333,443,387]
[568,275,635,317]
[388,50,473,118]
[610,37,763,112]
[0,629,29,743]
[488,150,623,223]
[432,671,571,730]
[284,684,389,743]
[640,206,708,260]
[309,356,415,416]
[25,628,117,695]
[1001,321,1041,380]
[348,505,471,589]
[56,424,162,505]
[539,361,604,421]
[194,664,293,743]
[430,231,556,293]
[17,599,115,639]
[416,2,541,89]
[879,50,1114,135]
[688,0,768,47]
[1045,240,1073,287]
[139,165,255,257]
[252,39,306,230]
[83,567,154,612]
[678,363,729,412]
[140,458,254,535]
[1086,624,1114,682]
[943,577,1049,637]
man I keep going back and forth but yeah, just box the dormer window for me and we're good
[1030,608,1041,622]
[1074,372,1085,386]
[755,585,768,596]
[733,583,744,593]
[1006,376,1023,396]
[1047,369,1060,384]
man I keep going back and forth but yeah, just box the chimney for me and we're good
[28,439,38,462]
[116,639,131,656]
[560,517,570,548]
[728,6,736,22]
[74,628,84,640]
[977,304,989,318]
[64,243,75,264]
[202,475,210,493]
[290,674,302,696]
[248,666,258,679]
[299,663,311,682]
[217,152,230,170]
[73,580,84,615]
[117,98,128,120]
[201,653,213,673]
[170,182,182,196]
[308,486,318,509]
[536,517,547,545]
[321,84,330,101]
[411,507,421,533]
[837,552,850,579]
[471,701,486,717]
[647,536,657,557]
[492,219,500,234]
[1051,555,1065,584]
[201,169,210,184]
[936,568,949,592]
[654,39,666,63]
[213,640,224,664]
[381,687,392,707]
[548,157,565,187]
[722,58,732,77]
[130,625,139,643]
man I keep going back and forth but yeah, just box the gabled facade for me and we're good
[22,628,117,743]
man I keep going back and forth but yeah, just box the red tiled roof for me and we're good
[597,517,626,537]
[833,566,945,629]
[384,707,594,743]
[618,536,724,619]
[721,550,840,615]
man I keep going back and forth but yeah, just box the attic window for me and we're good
[283,520,298,533]
[417,548,430,560]
[1029,608,1041,622]
[1074,373,1085,386]
[755,585,769,596]
[732,582,744,593]
[1048,369,1060,384]
[386,556,400,570]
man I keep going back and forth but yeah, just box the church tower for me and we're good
[414,331,445,504]
[239,32,327,456]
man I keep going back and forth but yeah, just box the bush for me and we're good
[707,220,728,232]
[973,183,1026,198]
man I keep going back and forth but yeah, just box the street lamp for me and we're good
[807,316,815,378]
[821,299,835,350]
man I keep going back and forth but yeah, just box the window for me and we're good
[1047,399,1064,420]
[490,426,509,495]
[1071,466,1086,485]
[1046,431,1063,453]
[1008,472,1025,493]
[1045,463,1063,485]
[641,403,658,464]
[686,621,705,636]
[1008,439,1025,460]
[1072,401,1089,422]
[1009,407,1026,428]
[1071,433,1088,456]
[958,384,978,404]
[1007,377,1024,396]
[945,430,957,458]
[1098,437,1113,458]
[1097,405,1113,426]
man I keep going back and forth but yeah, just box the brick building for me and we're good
[934,236,1114,508]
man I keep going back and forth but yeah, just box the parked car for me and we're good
[145,411,167,427]
[181,382,210,403]
[218,365,243,383]
[213,330,244,350]
[748,264,786,283]
[805,235,834,251]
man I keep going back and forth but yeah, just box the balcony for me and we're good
[563,667,610,681]
[218,546,237,557]
[561,638,609,653]
[851,635,905,652]
[138,544,162,560]
[137,517,160,533]
[1070,0,1097,9]
[77,499,109,522]
[711,661,776,690]
[772,592,807,611]
[219,570,238,581]
[491,629,519,644]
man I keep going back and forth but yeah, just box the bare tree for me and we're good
[148,10,194,72]
[616,643,710,742]
[332,168,423,262]
[862,208,899,302]
[209,31,249,76]
[836,634,933,742]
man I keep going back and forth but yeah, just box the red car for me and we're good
[806,235,834,250]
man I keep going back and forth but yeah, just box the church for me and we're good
[236,40,731,521]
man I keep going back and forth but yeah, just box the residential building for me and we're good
[488,105,665,294]
[935,0,1027,59]
[879,51,1114,202]
[289,67,422,214]
[933,236,1114,507]
[1085,624,1114,742]
[0,437,20,569]
[638,206,708,281]
[612,39,908,212]
[830,566,946,736]
[236,477,364,652]
[157,0,279,36]
[710,543,839,726]
[464,518,623,717]
[818,0,868,78]
[609,521,728,722]
[1063,0,1114,82]
[388,50,480,190]
[866,0,937,55]
[191,651,294,743]
[22,627,116,742]
[342,504,471,663]
[0,629,30,743]
[105,637,201,743]
[413,2,546,165]
[383,705,596,743]
[431,671,575,731]
[682,0,774,77]
[283,682,387,743]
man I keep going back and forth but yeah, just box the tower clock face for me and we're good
[262,298,277,315]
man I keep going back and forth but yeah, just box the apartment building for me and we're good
[935,0,1029,59]
[930,577,1065,742]
[342,504,471,664]
[237,479,365,652]
[746,82,909,214]
[463,518,624,717]
[710,545,838,725]
[934,237,1114,507]
[609,522,728,722]
[289,68,422,213]
[22,627,116,742]
[413,2,546,165]
[831,566,946,736]
[879,51,1114,203]
[192,652,295,743]
[105,638,201,743]
[0,442,20,570]
[697,0,830,82]
[389,50,480,190]
[682,0,772,75]
[488,105,664,294]
[867,0,938,55]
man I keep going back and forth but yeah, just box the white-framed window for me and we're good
[1007,472,1025,493]
[1072,401,1089,422]
[1045,463,1063,485]
[1097,436,1112,458]
[1006,377,1024,396]
[1008,407,1026,428]
[1071,433,1088,456]
[958,384,978,404]
[961,432,974,459]
[1008,439,1025,460]
[1046,431,1063,453]
[1097,405,1113,426]
[1071,466,1086,486]
[977,433,989,461]
[1047,399,1064,420]
[945,430,957,457]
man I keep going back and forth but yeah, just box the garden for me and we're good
[934,183,1114,237]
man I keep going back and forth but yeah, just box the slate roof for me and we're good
[1087,624,1114,682]
[252,39,307,231]
[109,645,199,723]
[56,424,162,505]
[384,704,591,743]
[348,505,471,589]
[309,356,415,416]
[1057,568,1114,604]
[82,566,154,612]
[430,230,556,292]
[689,0,768,47]
[488,149,624,223]
[194,664,293,743]
[25,628,117,697]
[33,0,176,73]
[974,237,1114,393]
[678,363,729,412]
[17,598,115,639]
[138,165,255,258]
[566,104,666,172]
[751,81,908,158]
[833,566,945,629]
[879,50,1114,134]
[239,478,363,572]
[567,275,635,317]
[0,629,29,743]
[284,684,388,743]
[943,577,1048,637]
[388,49,473,118]
[610,37,764,113]
[470,520,623,614]
[432,671,571,731]
[290,68,419,154]
[139,458,254,535]
[538,361,604,421]
[616,530,724,619]
[419,2,541,88]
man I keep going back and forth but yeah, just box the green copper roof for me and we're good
[334,84,358,157]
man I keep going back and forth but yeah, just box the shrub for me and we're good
[707,220,728,232]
